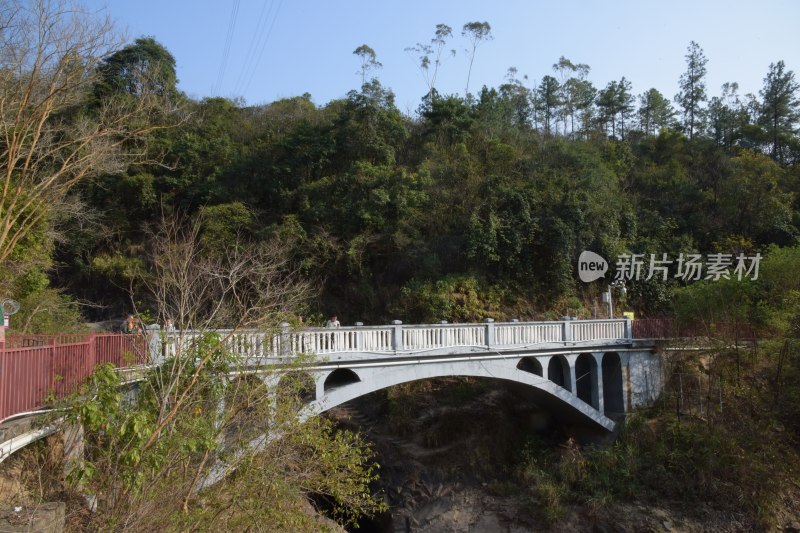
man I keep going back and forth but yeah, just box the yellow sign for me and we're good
[622,311,635,321]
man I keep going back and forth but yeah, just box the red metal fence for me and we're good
[0,333,147,422]
[3,333,94,348]
[631,318,756,340]
[632,318,674,339]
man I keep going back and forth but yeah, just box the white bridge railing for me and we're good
[165,319,632,359]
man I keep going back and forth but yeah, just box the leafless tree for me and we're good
[135,212,311,446]
[0,0,166,266]
[143,212,311,332]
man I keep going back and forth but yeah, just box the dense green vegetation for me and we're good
[518,327,800,529]
[3,6,800,529]
[4,28,799,328]
[60,339,384,531]
[536,246,800,528]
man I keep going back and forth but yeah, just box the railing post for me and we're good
[354,322,363,350]
[49,337,57,393]
[88,333,96,376]
[484,318,495,348]
[624,317,633,340]
[562,320,572,342]
[391,320,403,351]
[280,322,290,356]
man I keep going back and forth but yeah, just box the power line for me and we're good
[241,0,283,97]
[213,0,240,96]
[233,0,273,97]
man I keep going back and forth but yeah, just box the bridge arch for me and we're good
[602,352,624,415]
[516,357,543,376]
[299,359,613,431]
[575,353,598,409]
[323,368,361,391]
[547,355,572,392]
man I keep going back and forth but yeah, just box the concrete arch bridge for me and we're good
[198,318,664,433]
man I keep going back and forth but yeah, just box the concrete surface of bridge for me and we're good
[203,318,663,432]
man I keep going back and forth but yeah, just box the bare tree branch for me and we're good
[136,211,312,446]
[0,0,172,266]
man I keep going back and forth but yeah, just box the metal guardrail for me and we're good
[0,333,147,421]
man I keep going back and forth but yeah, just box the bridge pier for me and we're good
[214,396,226,430]
[592,352,604,415]
[620,352,632,413]
[314,371,326,402]
[564,354,578,395]
[623,350,663,409]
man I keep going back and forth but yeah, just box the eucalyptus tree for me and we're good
[462,21,492,98]
[497,67,533,131]
[353,44,382,86]
[406,24,454,99]
[552,56,590,137]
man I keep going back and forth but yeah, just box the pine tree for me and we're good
[675,41,708,140]
[759,60,800,163]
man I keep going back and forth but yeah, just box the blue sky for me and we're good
[85,0,800,113]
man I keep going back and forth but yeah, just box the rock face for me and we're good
[327,379,565,532]
[392,486,537,532]
[0,502,65,533]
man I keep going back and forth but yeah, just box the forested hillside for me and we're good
[5,10,800,530]
[4,29,800,330]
